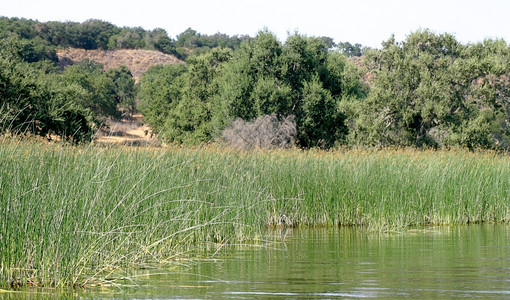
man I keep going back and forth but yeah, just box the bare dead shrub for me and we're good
[222,114,297,150]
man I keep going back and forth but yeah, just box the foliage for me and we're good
[0,16,254,62]
[336,41,366,57]
[35,79,94,142]
[3,15,510,151]
[16,36,58,63]
[61,59,119,121]
[140,31,367,148]
[72,19,119,50]
[174,27,250,60]
[162,48,233,143]
[352,30,510,150]
[0,16,38,40]
[137,63,187,133]
[0,17,177,55]
[33,19,119,50]
[0,37,94,142]
[0,35,136,142]
[106,65,136,116]
[299,75,346,147]
[107,26,177,54]
[140,29,510,151]
[214,31,366,147]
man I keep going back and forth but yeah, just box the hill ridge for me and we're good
[57,48,183,81]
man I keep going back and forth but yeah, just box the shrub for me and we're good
[221,114,296,149]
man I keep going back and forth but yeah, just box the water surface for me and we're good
[78,225,510,299]
[9,224,510,299]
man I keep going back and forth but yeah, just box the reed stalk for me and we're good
[1,137,509,288]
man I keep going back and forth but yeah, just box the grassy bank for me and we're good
[1,137,510,288]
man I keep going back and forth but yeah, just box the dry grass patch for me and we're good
[57,48,183,81]
[96,114,159,146]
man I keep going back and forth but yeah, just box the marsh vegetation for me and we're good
[1,136,509,288]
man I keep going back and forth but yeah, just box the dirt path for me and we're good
[96,114,159,146]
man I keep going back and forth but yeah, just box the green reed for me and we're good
[1,137,509,288]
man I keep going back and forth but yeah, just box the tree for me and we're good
[62,59,119,121]
[162,48,232,143]
[213,30,285,123]
[174,28,249,60]
[137,64,187,133]
[300,75,346,147]
[213,31,365,148]
[0,42,41,133]
[106,66,136,116]
[336,41,366,57]
[108,27,146,49]
[149,28,176,54]
[0,17,38,40]
[76,19,119,50]
[0,36,94,142]
[18,37,58,63]
[35,78,94,142]
[136,30,367,148]
[319,36,336,49]
[352,30,510,150]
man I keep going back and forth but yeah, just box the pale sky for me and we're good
[2,0,510,48]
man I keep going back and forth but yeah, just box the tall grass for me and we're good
[1,137,510,288]
[0,139,264,288]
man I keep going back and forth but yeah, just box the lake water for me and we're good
[9,224,510,299]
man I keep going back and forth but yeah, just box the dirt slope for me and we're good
[96,114,159,146]
[57,48,183,81]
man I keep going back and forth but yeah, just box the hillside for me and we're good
[57,48,183,81]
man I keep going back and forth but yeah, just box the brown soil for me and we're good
[57,48,183,81]
[347,56,374,85]
[56,48,177,145]
[96,114,159,146]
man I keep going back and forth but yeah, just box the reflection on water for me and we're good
[7,224,510,299]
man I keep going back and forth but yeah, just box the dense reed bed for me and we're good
[1,137,510,288]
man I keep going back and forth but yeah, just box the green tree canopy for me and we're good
[162,48,232,143]
[351,30,510,150]
[106,65,136,116]
[0,36,94,142]
[212,31,366,147]
[142,31,367,148]
[61,59,119,121]
[137,63,187,133]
